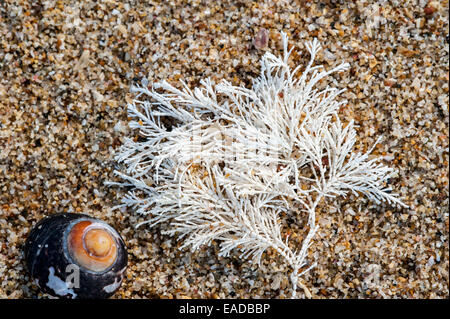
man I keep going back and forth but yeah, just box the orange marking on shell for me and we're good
[84,229,112,257]
[67,221,117,272]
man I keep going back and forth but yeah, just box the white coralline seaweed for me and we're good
[109,33,407,298]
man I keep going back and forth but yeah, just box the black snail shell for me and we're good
[25,213,127,299]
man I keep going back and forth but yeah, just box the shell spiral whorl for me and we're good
[67,220,118,272]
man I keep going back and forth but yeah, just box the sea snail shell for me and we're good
[25,213,127,299]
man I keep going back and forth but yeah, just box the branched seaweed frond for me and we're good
[108,32,407,298]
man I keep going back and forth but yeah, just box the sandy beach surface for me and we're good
[0,0,448,298]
